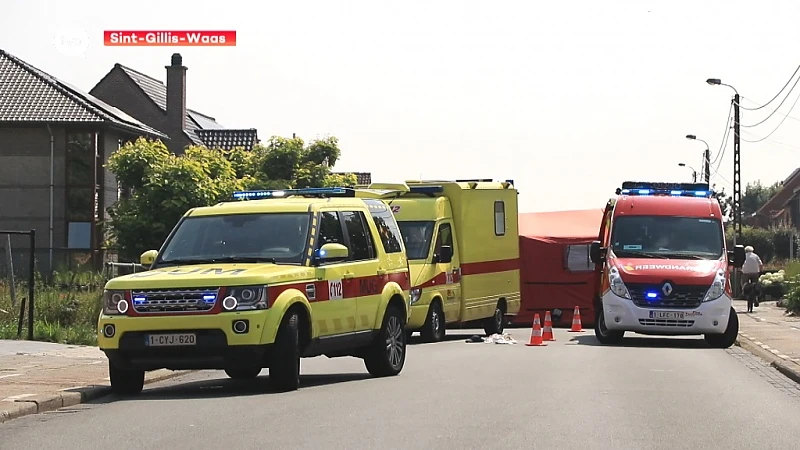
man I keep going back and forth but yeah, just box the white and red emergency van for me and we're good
[589,181,746,348]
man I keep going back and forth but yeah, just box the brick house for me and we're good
[0,49,167,274]
[748,167,800,230]
[89,53,258,154]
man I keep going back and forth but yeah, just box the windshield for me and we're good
[397,221,435,260]
[156,213,311,266]
[609,215,724,260]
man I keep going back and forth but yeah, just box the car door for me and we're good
[433,221,461,322]
[339,210,382,333]
[313,210,357,338]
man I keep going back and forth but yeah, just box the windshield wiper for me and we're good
[659,253,708,260]
[158,256,276,266]
[613,250,669,259]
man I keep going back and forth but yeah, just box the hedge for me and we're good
[725,225,798,264]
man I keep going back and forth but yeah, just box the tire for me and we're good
[420,300,445,343]
[109,361,144,396]
[594,309,624,345]
[224,367,261,379]
[364,306,406,377]
[482,302,505,336]
[269,311,301,392]
[705,307,739,349]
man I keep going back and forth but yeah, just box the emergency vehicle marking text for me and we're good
[631,264,712,272]
[359,277,380,295]
[328,279,344,300]
[129,268,248,278]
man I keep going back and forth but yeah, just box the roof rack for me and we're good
[231,187,356,200]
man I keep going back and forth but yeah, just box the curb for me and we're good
[0,370,193,425]
[735,335,800,385]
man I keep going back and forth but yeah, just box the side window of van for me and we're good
[364,200,404,254]
[494,201,506,236]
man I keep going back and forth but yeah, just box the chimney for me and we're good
[165,53,187,145]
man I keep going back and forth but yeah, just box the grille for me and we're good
[628,283,707,309]
[131,288,220,314]
[639,319,695,328]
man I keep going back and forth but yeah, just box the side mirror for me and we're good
[315,243,349,263]
[589,241,605,264]
[435,245,453,264]
[140,250,158,266]
[729,244,745,268]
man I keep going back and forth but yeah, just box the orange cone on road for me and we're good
[525,313,547,346]
[542,311,555,341]
[569,306,584,332]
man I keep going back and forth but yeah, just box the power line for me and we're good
[736,85,800,143]
[738,63,800,111]
[739,97,800,124]
[738,72,800,128]
[710,102,733,166]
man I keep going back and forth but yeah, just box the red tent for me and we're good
[514,209,604,328]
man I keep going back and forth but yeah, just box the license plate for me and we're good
[649,311,684,320]
[146,333,197,347]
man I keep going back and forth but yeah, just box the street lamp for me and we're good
[678,163,697,182]
[685,134,711,183]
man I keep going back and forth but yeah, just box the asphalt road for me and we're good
[2,327,800,450]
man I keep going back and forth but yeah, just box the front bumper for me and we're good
[602,291,731,335]
[98,310,273,371]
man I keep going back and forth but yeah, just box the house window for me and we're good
[565,244,594,272]
[65,131,102,256]
[494,201,506,236]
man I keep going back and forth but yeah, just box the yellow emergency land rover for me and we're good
[97,187,411,394]
[360,180,521,342]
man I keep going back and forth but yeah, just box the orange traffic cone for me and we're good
[525,313,547,346]
[569,306,584,332]
[542,311,555,341]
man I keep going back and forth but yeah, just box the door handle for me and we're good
[343,272,355,279]
[377,269,387,276]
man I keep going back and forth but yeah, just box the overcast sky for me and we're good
[3,0,800,213]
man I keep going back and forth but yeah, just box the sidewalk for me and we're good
[734,299,800,384]
[0,340,187,424]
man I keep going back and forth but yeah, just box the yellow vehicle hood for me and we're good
[409,260,437,289]
[105,263,315,290]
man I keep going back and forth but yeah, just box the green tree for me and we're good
[105,135,357,260]
[720,180,782,221]
[712,184,731,220]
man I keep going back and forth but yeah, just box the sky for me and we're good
[3,0,800,213]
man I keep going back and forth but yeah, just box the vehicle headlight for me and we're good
[608,267,631,299]
[704,270,726,302]
[222,286,268,311]
[410,288,422,305]
[103,290,128,315]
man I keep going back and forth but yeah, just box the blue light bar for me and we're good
[408,186,444,195]
[232,187,355,200]
[618,188,714,198]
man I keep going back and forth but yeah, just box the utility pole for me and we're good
[732,93,742,241]
[704,148,711,183]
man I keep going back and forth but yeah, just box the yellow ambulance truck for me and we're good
[360,180,521,342]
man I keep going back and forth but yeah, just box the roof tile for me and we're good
[196,129,259,151]
[0,50,166,138]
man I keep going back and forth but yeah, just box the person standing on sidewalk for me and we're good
[741,245,763,313]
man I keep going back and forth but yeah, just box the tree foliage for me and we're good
[716,180,782,221]
[105,136,357,260]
